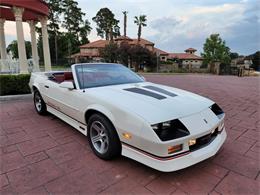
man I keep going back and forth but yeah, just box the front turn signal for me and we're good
[168,144,183,154]
[122,133,132,139]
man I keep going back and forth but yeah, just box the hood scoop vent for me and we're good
[124,87,166,100]
[143,86,177,97]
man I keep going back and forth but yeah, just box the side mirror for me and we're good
[60,81,74,90]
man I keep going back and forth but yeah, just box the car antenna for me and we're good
[81,64,85,93]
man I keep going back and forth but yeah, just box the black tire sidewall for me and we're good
[34,90,47,115]
[87,114,121,160]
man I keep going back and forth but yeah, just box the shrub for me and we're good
[0,74,31,96]
[172,68,189,73]
[160,60,173,65]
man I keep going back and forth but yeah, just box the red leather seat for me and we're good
[64,72,73,80]
[54,72,73,83]
[55,75,65,83]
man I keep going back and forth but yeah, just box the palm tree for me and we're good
[122,11,128,37]
[134,15,147,43]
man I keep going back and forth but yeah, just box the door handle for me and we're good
[44,85,49,88]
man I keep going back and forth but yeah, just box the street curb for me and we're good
[0,94,32,101]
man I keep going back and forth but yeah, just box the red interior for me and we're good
[54,72,74,83]
[64,72,73,80]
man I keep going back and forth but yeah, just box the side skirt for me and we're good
[47,105,87,136]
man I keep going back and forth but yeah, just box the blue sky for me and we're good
[4,0,259,55]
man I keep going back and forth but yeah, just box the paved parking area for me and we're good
[0,74,259,194]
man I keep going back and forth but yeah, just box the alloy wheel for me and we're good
[90,121,109,154]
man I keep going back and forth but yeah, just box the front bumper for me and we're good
[122,128,227,172]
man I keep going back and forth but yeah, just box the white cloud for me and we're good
[3,0,259,55]
[4,21,30,40]
[191,3,242,14]
[147,0,258,54]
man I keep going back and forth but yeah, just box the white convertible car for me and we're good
[29,63,226,172]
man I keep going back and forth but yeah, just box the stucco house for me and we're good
[154,47,169,62]
[231,56,253,69]
[70,36,168,63]
[168,48,203,69]
[70,38,203,70]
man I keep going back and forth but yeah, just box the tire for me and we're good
[87,114,121,160]
[33,90,47,115]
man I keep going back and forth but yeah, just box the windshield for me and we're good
[75,63,144,89]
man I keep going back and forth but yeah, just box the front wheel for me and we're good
[87,114,121,160]
[34,90,47,115]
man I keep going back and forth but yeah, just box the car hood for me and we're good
[86,82,214,124]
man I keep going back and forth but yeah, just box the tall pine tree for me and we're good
[92,8,120,40]
[62,0,91,57]
[37,0,91,65]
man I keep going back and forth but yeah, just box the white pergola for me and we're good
[0,1,51,73]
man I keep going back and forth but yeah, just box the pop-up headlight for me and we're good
[210,103,224,119]
[151,119,190,141]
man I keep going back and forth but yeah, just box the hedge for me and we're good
[0,74,31,96]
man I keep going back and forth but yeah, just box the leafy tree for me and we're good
[7,40,32,59]
[63,0,86,35]
[122,11,128,36]
[251,51,260,70]
[49,32,74,65]
[79,20,92,45]
[201,34,231,65]
[37,34,43,63]
[62,0,91,57]
[99,42,119,63]
[92,8,120,40]
[134,15,147,42]
[36,0,91,65]
[47,0,62,31]
[229,52,239,60]
[129,44,155,71]
[99,41,157,70]
[118,41,131,66]
[46,0,64,65]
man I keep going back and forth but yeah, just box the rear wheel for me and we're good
[34,90,47,115]
[87,114,121,160]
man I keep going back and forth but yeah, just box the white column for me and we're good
[40,17,51,71]
[13,7,28,73]
[28,20,39,71]
[0,18,7,59]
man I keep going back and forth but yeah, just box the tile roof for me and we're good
[169,53,203,60]
[69,52,101,58]
[185,48,197,52]
[130,38,155,45]
[80,40,109,48]
[154,47,168,55]
[79,37,154,49]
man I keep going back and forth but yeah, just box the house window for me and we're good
[186,60,188,63]
[195,61,197,62]
[161,57,165,60]
[190,61,193,62]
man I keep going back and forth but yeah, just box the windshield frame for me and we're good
[72,63,144,89]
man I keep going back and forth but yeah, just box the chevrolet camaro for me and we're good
[29,63,226,172]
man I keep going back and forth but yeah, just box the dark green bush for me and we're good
[160,60,174,65]
[0,74,31,96]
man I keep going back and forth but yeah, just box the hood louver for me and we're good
[124,88,166,100]
[143,86,177,97]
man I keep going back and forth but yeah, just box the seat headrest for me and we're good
[64,72,73,80]
[55,75,65,83]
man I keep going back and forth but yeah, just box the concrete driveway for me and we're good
[0,74,259,194]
